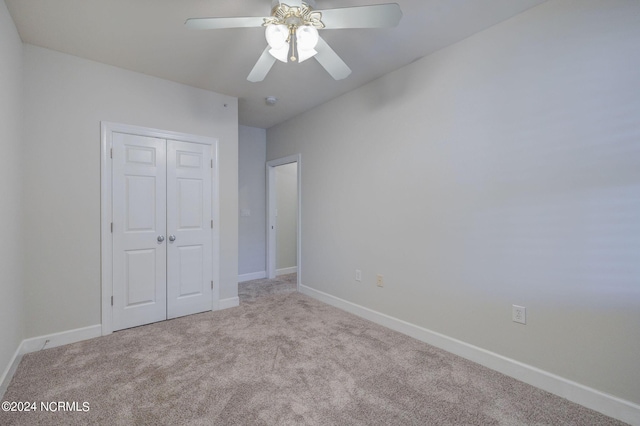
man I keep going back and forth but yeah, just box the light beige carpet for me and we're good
[0,278,624,425]
[238,273,297,302]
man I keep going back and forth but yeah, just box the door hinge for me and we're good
[211,280,214,290]
[211,219,214,229]
[111,296,113,306]
[110,222,113,233]
[110,148,113,158]
[211,159,213,168]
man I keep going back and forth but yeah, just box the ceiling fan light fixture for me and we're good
[269,45,290,63]
[266,24,290,62]
[297,48,317,63]
[265,24,289,50]
[296,25,319,50]
[296,25,319,62]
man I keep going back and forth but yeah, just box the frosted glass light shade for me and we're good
[266,24,290,63]
[296,26,319,63]
[269,45,289,63]
[297,47,317,63]
[296,26,319,50]
[265,24,289,49]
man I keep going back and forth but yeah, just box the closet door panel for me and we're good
[112,133,167,330]
[166,140,213,319]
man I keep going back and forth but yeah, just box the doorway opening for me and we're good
[266,155,301,290]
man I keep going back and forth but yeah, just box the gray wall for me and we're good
[238,125,267,277]
[267,0,640,404]
[276,163,297,272]
[0,0,24,383]
[22,44,239,338]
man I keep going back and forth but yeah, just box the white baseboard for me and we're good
[218,296,240,310]
[0,345,23,400]
[0,324,102,400]
[299,285,640,426]
[238,271,267,282]
[238,268,296,282]
[276,267,297,276]
[20,324,102,354]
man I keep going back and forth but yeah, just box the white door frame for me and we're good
[100,121,220,335]
[266,154,301,290]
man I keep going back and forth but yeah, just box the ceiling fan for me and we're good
[185,0,402,82]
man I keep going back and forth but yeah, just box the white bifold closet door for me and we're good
[111,132,213,331]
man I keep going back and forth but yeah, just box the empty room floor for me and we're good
[0,276,624,425]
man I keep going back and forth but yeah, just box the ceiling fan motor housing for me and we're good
[265,2,325,30]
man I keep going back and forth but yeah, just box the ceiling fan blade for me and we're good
[314,36,352,80]
[247,46,277,82]
[185,16,267,30]
[320,3,402,29]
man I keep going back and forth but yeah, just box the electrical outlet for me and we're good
[355,269,362,282]
[512,305,526,324]
[376,274,384,287]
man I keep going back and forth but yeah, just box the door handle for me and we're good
[157,235,165,243]
[168,235,176,242]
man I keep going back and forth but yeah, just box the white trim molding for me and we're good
[299,285,640,426]
[238,271,267,282]
[276,267,297,276]
[20,325,102,354]
[0,345,22,399]
[0,325,102,400]
[218,297,240,310]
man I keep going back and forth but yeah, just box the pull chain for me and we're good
[289,26,298,62]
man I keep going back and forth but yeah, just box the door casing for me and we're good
[101,121,220,335]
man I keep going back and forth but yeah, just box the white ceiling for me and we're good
[6,0,547,129]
